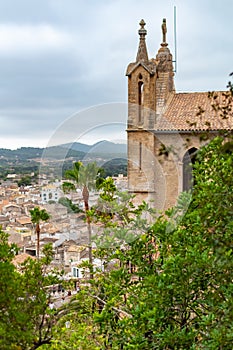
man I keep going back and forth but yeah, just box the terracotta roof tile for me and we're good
[155,92,233,131]
[13,253,36,266]
[16,216,31,225]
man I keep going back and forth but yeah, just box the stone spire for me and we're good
[136,19,149,62]
[155,18,175,113]
[156,18,173,73]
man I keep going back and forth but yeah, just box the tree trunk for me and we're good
[82,185,93,278]
[36,223,40,260]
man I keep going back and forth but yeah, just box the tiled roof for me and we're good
[16,216,31,225]
[155,92,233,131]
[13,253,36,266]
[67,244,86,252]
[41,237,57,243]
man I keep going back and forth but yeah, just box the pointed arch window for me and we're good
[138,74,144,123]
[183,147,198,191]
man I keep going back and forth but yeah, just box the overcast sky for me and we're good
[0,0,232,149]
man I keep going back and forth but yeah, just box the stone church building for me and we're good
[126,19,232,210]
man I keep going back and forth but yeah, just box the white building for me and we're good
[71,258,104,279]
[41,183,63,204]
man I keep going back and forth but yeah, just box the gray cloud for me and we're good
[0,0,232,149]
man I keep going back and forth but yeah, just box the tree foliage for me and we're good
[63,161,103,272]
[46,136,233,349]
[0,230,59,350]
[2,83,233,349]
[58,196,81,213]
[30,207,50,259]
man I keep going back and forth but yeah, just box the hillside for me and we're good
[61,140,127,155]
[0,141,127,161]
[0,141,127,179]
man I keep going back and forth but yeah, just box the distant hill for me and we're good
[88,141,127,154]
[60,142,91,153]
[0,141,126,158]
[101,158,127,176]
[40,145,85,160]
[0,147,43,160]
[0,141,127,161]
[61,140,127,155]
[0,146,85,161]
[0,141,127,179]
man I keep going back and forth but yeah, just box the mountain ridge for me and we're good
[60,140,127,154]
[0,141,127,160]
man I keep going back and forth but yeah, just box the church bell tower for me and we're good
[126,19,175,207]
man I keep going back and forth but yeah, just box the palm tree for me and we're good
[63,161,100,275]
[30,206,50,259]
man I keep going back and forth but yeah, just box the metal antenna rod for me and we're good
[173,6,177,73]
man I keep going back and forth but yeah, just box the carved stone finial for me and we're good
[161,18,168,46]
[139,19,146,30]
[136,19,148,62]
[138,19,147,37]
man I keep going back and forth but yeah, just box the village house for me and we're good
[112,174,128,192]
[0,215,9,229]
[0,168,128,268]
[12,252,36,272]
[41,182,63,204]
[2,203,22,218]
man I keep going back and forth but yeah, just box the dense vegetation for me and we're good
[42,134,233,349]
[1,84,233,348]
[101,157,127,176]
[1,133,232,349]
[58,197,82,213]
[0,237,59,349]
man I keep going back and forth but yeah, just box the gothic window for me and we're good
[183,147,198,191]
[138,75,144,123]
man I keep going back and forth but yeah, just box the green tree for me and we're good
[33,135,232,349]
[46,135,233,349]
[0,229,59,349]
[85,136,233,349]
[58,196,81,213]
[41,289,105,350]
[63,161,101,273]
[30,207,50,259]
[41,81,233,348]
[18,175,32,186]
[37,84,233,348]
